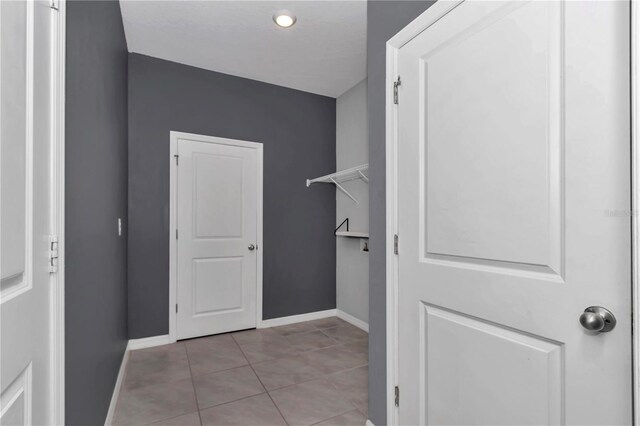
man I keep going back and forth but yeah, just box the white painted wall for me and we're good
[336,79,369,324]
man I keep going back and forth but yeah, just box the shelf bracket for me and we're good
[334,218,349,235]
[329,177,359,205]
[357,170,369,183]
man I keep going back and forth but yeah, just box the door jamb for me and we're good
[387,0,639,424]
[631,0,639,422]
[385,3,463,423]
[50,1,66,424]
[168,131,264,343]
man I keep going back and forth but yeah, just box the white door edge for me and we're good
[169,131,263,343]
[50,1,66,424]
[386,1,637,425]
[632,0,640,423]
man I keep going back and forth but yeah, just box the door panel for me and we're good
[423,1,562,270]
[194,154,244,239]
[423,305,563,426]
[176,136,260,340]
[1,0,31,300]
[397,1,631,424]
[1,0,54,424]
[192,257,243,314]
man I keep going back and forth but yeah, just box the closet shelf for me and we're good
[335,231,369,238]
[306,163,369,205]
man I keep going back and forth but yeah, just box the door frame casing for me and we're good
[385,3,464,424]
[50,1,66,424]
[386,1,638,424]
[168,131,264,343]
[632,0,639,422]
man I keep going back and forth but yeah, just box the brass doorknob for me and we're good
[579,306,616,333]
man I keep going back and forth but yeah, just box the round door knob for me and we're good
[248,244,256,251]
[579,306,616,333]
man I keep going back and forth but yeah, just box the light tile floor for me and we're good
[114,317,368,426]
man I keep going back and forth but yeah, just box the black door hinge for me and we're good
[394,234,399,255]
[174,154,179,165]
[395,386,400,407]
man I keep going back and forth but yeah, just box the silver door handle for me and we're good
[248,244,256,251]
[579,306,616,333]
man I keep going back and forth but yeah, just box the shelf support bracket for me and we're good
[357,170,369,183]
[329,177,359,205]
[334,218,349,235]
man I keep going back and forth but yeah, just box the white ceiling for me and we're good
[120,1,367,98]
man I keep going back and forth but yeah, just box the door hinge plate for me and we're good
[394,385,400,407]
[176,304,178,313]
[174,154,179,165]
[394,234,399,255]
[393,76,401,105]
[49,235,59,273]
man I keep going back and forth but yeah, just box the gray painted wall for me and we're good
[128,54,337,338]
[367,2,434,424]
[336,79,369,324]
[65,1,129,424]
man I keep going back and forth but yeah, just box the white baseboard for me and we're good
[104,342,130,426]
[336,309,369,332]
[365,420,375,426]
[128,334,174,351]
[258,309,337,328]
[336,309,369,333]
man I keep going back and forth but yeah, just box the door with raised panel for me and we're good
[1,0,56,424]
[175,133,261,340]
[396,1,631,424]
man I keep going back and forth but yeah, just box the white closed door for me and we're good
[1,0,56,424]
[175,134,261,340]
[396,1,631,424]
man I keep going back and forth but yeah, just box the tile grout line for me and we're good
[317,327,341,344]
[197,391,276,415]
[308,409,364,426]
[237,326,367,424]
[235,335,339,365]
[267,361,369,396]
[124,319,367,426]
[231,323,369,394]
[184,346,252,379]
[142,410,200,426]
[183,341,205,426]
[137,343,198,426]
[232,332,290,426]
[188,339,266,414]
[243,338,368,371]
[255,359,369,394]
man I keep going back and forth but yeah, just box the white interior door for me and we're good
[175,134,261,340]
[1,0,56,424]
[396,1,631,424]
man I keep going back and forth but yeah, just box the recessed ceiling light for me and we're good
[273,10,296,28]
